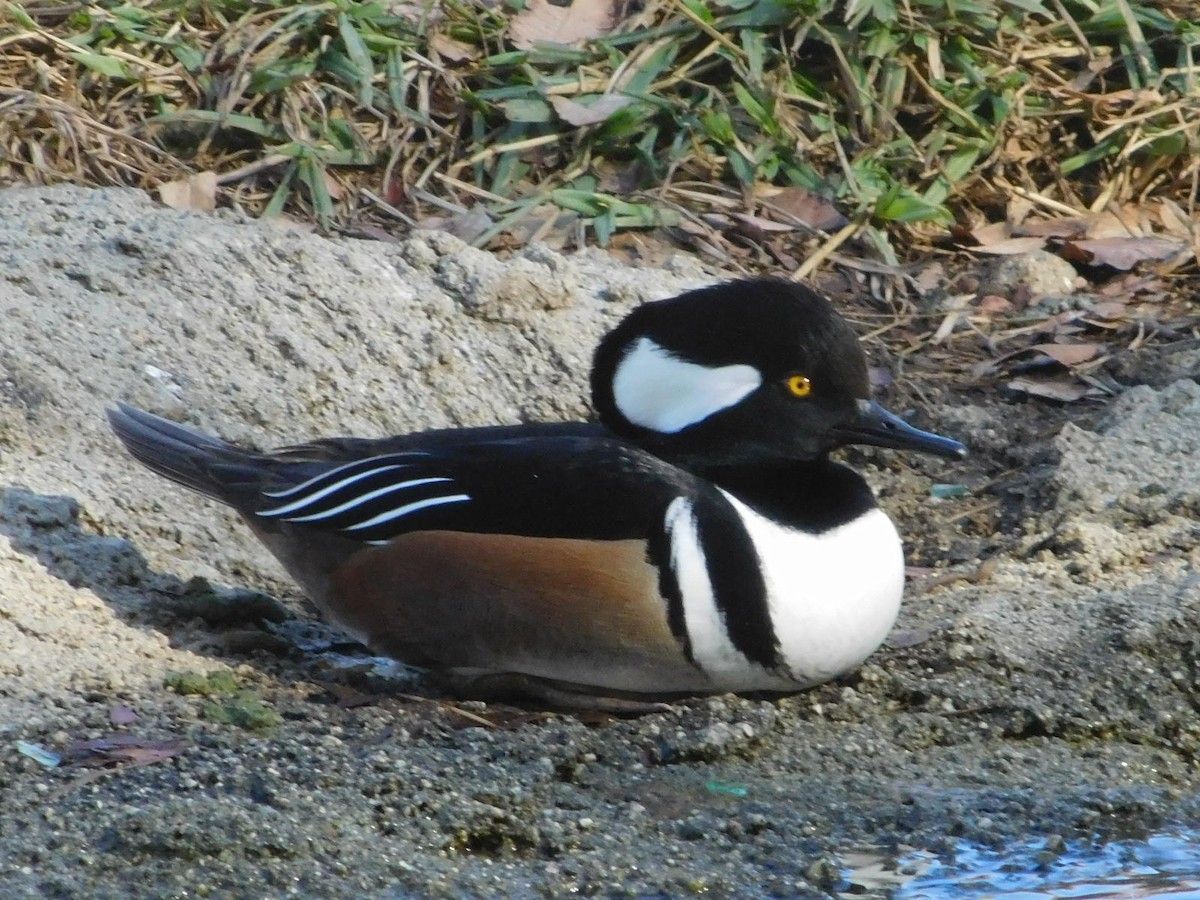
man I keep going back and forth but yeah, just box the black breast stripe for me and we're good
[645,523,695,668]
[694,492,783,672]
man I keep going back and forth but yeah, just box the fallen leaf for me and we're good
[913,262,946,293]
[970,236,1047,256]
[977,294,1013,315]
[1060,237,1186,270]
[1080,205,1151,239]
[1029,343,1102,366]
[1016,217,1089,239]
[966,221,1012,246]
[1153,199,1196,240]
[416,206,493,243]
[63,735,186,768]
[549,94,632,126]
[732,212,796,238]
[760,187,848,230]
[158,171,217,212]
[984,339,1102,376]
[763,238,800,271]
[383,176,406,207]
[1089,301,1131,319]
[428,32,477,63]
[322,169,344,201]
[509,0,617,49]
[319,682,378,708]
[1007,376,1092,402]
[1098,274,1163,297]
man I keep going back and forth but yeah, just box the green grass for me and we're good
[2,0,1197,261]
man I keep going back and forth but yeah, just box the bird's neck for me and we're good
[691,457,879,534]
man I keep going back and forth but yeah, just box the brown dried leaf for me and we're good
[1090,300,1131,319]
[509,0,617,49]
[1156,200,1196,237]
[549,94,631,126]
[1007,376,1092,402]
[968,221,1012,246]
[1050,319,1085,336]
[912,262,946,293]
[322,169,345,201]
[1017,217,1089,239]
[63,735,186,768]
[1029,343,1102,367]
[1083,206,1151,239]
[731,212,796,237]
[428,32,478,63]
[971,236,1047,256]
[158,171,217,212]
[1098,274,1164,297]
[761,187,847,230]
[763,239,800,271]
[1060,237,1186,270]
[416,206,493,243]
[320,682,378,708]
[977,295,1013,315]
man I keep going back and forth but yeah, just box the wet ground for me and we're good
[1,185,1199,897]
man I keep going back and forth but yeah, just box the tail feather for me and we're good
[107,403,267,508]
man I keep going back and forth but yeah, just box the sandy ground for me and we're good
[1,184,1199,897]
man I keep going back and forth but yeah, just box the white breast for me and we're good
[664,491,904,691]
[720,491,904,688]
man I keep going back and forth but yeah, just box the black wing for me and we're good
[254,432,699,545]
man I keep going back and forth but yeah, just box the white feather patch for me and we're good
[280,477,455,523]
[664,497,752,678]
[612,337,762,433]
[344,493,470,532]
[718,491,904,687]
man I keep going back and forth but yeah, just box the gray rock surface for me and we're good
[1,185,1199,897]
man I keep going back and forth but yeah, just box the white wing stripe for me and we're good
[261,464,407,516]
[344,493,471,531]
[262,452,428,500]
[280,477,455,523]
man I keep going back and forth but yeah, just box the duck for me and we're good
[108,278,965,710]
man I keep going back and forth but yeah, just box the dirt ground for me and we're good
[1,184,1199,898]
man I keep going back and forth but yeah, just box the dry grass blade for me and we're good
[0,0,1195,282]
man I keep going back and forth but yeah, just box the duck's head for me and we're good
[591,278,966,467]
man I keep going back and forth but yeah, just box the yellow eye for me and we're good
[786,374,812,398]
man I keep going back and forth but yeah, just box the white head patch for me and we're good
[611,337,762,433]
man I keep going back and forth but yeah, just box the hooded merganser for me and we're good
[108,278,964,709]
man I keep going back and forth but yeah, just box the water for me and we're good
[844,829,1200,898]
